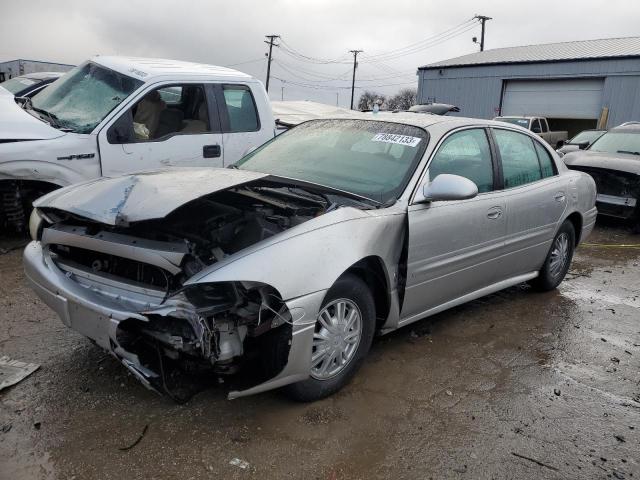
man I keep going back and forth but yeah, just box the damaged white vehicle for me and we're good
[24,115,597,401]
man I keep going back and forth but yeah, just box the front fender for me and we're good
[186,210,406,302]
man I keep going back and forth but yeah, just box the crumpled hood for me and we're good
[0,95,64,141]
[563,150,640,175]
[34,168,269,225]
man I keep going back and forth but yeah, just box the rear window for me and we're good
[495,117,530,128]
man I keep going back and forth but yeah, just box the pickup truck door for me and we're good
[214,84,274,166]
[98,83,224,176]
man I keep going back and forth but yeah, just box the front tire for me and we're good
[530,220,575,291]
[284,274,375,402]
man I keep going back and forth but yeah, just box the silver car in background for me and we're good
[24,114,597,402]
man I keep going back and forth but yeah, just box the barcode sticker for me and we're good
[372,133,422,147]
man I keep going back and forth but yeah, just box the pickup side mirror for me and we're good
[556,139,565,148]
[576,141,590,150]
[419,174,479,203]
[531,126,542,134]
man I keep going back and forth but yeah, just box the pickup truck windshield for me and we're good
[1,76,37,94]
[236,119,428,203]
[31,62,143,134]
[589,131,640,156]
[495,117,530,128]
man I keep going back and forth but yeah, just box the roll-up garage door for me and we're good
[501,79,604,119]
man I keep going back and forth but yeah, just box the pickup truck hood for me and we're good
[563,150,640,175]
[34,168,270,225]
[0,96,64,141]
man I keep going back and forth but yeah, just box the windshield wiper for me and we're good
[32,107,62,129]
[617,150,640,156]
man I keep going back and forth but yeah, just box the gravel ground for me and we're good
[1,222,639,480]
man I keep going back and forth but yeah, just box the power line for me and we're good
[360,21,479,62]
[272,58,352,82]
[224,58,265,68]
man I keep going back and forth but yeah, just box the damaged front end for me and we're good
[24,177,329,400]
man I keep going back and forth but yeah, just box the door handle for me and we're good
[554,192,566,202]
[203,144,221,158]
[487,207,503,219]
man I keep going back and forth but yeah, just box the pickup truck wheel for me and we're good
[284,274,375,402]
[530,220,575,291]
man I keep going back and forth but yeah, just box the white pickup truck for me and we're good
[493,116,568,149]
[0,56,276,230]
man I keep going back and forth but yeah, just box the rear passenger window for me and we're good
[429,129,494,193]
[494,129,542,188]
[534,141,556,178]
[222,85,259,132]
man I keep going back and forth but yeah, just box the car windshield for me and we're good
[0,76,38,94]
[236,119,428,203]
[496,117,530,128]
[588,131,640,156]
[569,130,603,145]
[30,62,143,133]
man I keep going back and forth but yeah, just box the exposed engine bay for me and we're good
[37,183,330,400]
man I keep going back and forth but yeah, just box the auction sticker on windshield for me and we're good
[372,133,422,147]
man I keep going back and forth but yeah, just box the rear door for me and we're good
[492,127,567,275]
[215,84,272,166]
[402,127,508,323]
[98,83,224,176]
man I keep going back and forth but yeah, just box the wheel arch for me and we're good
[564,211,583,246]
[332,255,391,329]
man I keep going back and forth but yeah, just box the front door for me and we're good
[98,83,224,176]
[402,128,508,323]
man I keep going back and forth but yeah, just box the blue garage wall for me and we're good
[417,57,640,126]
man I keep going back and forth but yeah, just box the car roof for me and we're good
[20,72,64,80]
[610,123,640,133]
[91,56,254,83]
[495,116,537,119]
[304,111,524,131]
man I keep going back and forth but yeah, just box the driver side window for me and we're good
[108,84,211,143]
[428,129,494,193]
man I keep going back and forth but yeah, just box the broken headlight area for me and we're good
[115,282,293,402]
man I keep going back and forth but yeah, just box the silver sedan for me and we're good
[24,114,597,401]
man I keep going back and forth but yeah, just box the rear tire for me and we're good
[530,220,575,291]
[284,274,375,402]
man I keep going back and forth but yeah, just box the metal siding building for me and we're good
[417,37,640,129]
[0,59,74,82]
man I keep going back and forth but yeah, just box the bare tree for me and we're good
[386,88,417,111]
[357,90,387,111]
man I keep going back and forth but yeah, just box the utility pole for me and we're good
[473,15,492,51]
[349,49,363,110]
[281,84,284,101]
[264,34,280,93]
[336,92,339,107]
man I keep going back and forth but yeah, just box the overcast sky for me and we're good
[2,0,639,107]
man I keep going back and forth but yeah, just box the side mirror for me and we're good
[576,141,589,150]
[556,139,565,148]
[531,126,542,134]
[420,174,478,203]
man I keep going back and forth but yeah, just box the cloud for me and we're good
[1,0,639,106]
